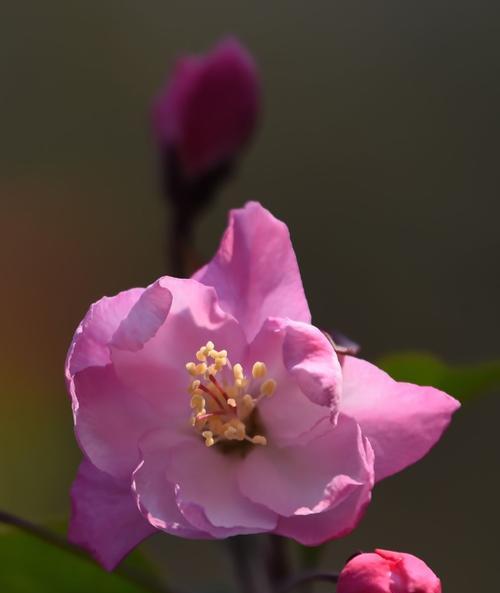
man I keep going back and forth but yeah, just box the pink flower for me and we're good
[337,549,442,593]
[66,202,459,570]
[152,37,260,178]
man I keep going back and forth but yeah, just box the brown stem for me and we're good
[277,571,339,593]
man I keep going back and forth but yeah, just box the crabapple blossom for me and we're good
[66,202,459,569]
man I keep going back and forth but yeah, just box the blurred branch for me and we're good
[0,510,173,593]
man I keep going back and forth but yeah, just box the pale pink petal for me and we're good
[246,319,337,447]
[111,280,172,351]
[73,365,164,479]
[69,459,155,571]
[132,429,211,539]
[165,439,277,532]
[282,320,342,408]
[340,356,461,481]
[193,202,311,341]
[274,433,374,545]
[239,415,373,517]
[65,288,143,409]
[111,277,246,415]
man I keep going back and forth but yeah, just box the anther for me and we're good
[251,435,267,446]
[186,362,197,376]
[260,379,277,397]
[252,362,267,379]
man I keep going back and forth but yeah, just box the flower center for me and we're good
[185,341,276,451]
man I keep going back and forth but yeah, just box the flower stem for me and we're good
[266,535,291,587]
[227,536,274,593]
[277,571,339,593]
[0,510,172,593]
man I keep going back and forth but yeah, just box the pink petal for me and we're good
[111,280,172,351]
[65,288,143,408]
[340,356,461,481]
[110,277,246,412]
[246,319,337,447]
[239,415,373,518]
[274,429,374,545]
[193,202,311,341]
[72,365,162,479]
[165,439,277,532]
[69,459,155,571]
[132,429,211,539]
[282,320,342,408]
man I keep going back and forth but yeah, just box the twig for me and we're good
[0,510,172,593]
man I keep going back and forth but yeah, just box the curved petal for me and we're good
[247,319,337,447]
[166,439,277,532]
[111,280,172,352]
[274,434,374,545]
[111,277,246,415]
[132,429,211,539]
[65,288,143,409]
[282,320,342,408]
[193,202,311,340]
[73,365,165,479]
[340,356,461,481]
[69,459,155,571]
[239,415,373,517]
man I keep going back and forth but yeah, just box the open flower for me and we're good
[66,202,459,570]
[153,37,260,178]
[337,549,442,593]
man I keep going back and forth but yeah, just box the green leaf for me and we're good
[0,527,154,593]
[378,352,500,402]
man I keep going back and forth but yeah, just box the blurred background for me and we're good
[1,1,499,591]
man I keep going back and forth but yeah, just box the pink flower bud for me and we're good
[153,37,260,178]
[337,549,442,593]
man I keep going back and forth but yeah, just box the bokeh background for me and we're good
[1,1,499,591]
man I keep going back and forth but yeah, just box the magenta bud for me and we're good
[153,37,260,178]
[337,549,442,593]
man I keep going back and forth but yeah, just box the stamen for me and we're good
[252,361,267,379]
[260,379,277,397]
[185,342,277,451]
[250,435,267,446]
[198,383,225,410]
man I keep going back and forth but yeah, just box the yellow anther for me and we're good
[252,362,267,379]
[194,363,207,375]
[189,379,201,395]
[190,394,205,411]
[215,357,227,370]
[186,362,197,376]
[206,341,215,351]
[202,430,215,447]
[227,398,237,407]
[251,435,267,446]
[196,350,207,362]
[260,379,277,397]
[233,363,243,380]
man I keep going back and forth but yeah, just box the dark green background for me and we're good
[1,2,499,591]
